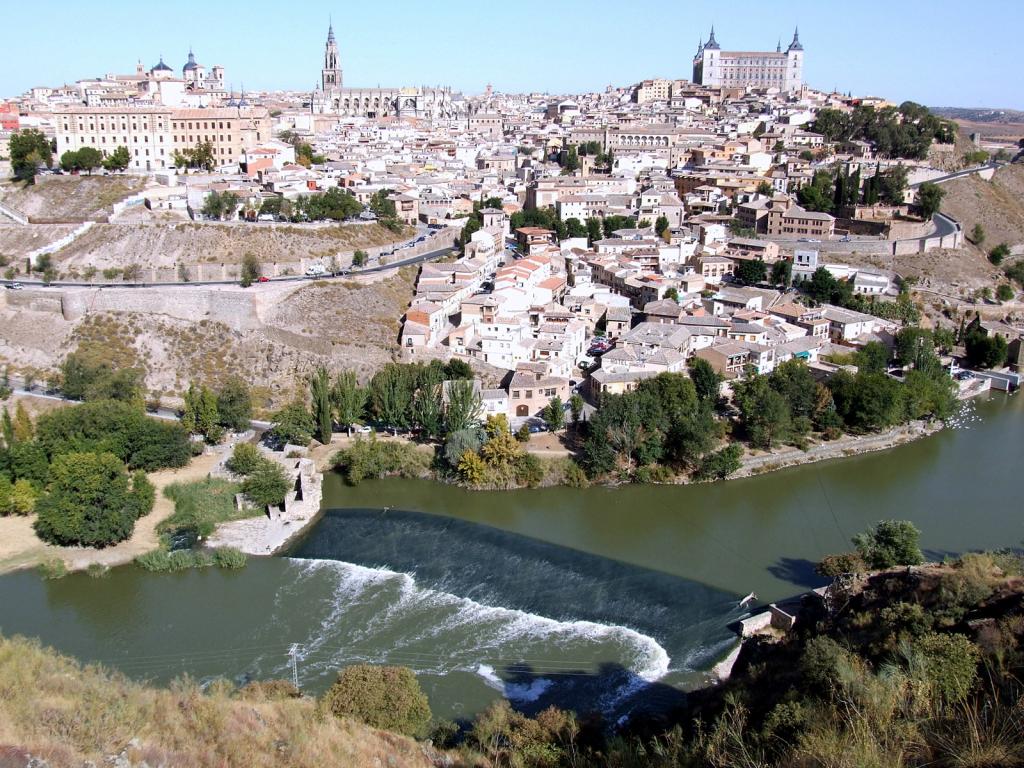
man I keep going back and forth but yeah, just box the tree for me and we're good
[370,365,414,435]
[268,401,315,447]
[585,217,603,245]
[964,330,1007,369]
[543,396,565,432]
[60,150,81,173]
[564,217,587,239]
[11,402,33,444]
[34,452,154,547]
[852,520,924,569]
[201,191,240,221]
[240,253,261,287]
[103,145,131,172]
[241,459,290,507]
[332,371,367,435]
[734,259,767,286]
[694,444,743,481]
[309,366,333,444]
[215,377,252,432]
[226,442,263,476]
[442,379,481,435]
[915,182,945,220]
[689,357,722,403]
[856,341,891,373]
[444,428,485,467]
[322,665,432,738]
[734,375,792,450]
[569,393,584,424]
[770,260,793,288]
[561,146,580,172]
[352,249,368,267]
[9,128,52,183]
[756,180,774,197]
[996,283,1015,302]
[182,382,222,444]
[969,223,985,247]
[654,215,670,236]
[988,243,1010,265]
[76,147,103,175]
[369,189,397,220]
[664,287,679,302]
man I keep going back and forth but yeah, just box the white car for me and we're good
[350,424,373,434]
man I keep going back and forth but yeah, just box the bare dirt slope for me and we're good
[941,163,1024,250]
[0,224,78,260]
[1,175,144,220]
[0,268,419,410]
[54,220,411,270]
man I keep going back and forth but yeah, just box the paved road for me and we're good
[907,162,1002,189]
[5,376,272,430]
[0,242,456,291]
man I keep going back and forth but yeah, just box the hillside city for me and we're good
[1,14,1024,768]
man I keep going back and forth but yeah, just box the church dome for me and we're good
[183,49,200,72]
[151,57,172,73]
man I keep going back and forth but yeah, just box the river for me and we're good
[0,392,1019,722]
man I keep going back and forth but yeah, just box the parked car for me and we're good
[5,282,23,290]
[258,276,270,283]
[350,424,373,434]
[528,423,547,434]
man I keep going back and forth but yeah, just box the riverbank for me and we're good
[0,449,224,576]
[205,450,324,556]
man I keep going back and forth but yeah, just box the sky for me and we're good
[4,0,1022,108]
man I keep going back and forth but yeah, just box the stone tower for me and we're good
[322,22,343,91]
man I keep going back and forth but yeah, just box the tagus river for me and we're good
[0,393,1020,721]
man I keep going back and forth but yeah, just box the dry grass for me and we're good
[0,635,440,768]
[942,165,1024,252]
[2,175,144,220]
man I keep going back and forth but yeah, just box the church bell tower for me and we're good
[322,22,343,91]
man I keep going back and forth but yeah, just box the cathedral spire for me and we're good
[788,26,803,51]
[327,18,335,44]
[705,26,720,50]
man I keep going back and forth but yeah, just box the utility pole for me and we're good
[289,644,300,689]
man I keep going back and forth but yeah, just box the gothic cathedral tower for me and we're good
[322,22,342,91]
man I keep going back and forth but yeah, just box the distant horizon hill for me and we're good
[931,107,1024,123]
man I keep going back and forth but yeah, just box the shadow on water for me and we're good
[766,557,829,589]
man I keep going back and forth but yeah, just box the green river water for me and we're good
[0,392,1019,721]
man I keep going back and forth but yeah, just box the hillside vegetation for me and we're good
[0,635,438,768]
[942,164,1024,251]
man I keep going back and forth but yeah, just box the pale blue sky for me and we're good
[4,0,1021,107]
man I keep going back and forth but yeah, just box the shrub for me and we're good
[34,452,154,548]
[332,436,427,485]
[226,442,263,476]
[37,557,67,580]
[694,444,743,481]
[817,551,868,577]
[443,427,485,468]
[213,547,248,569]
[908,632,980,703]
[512,452,544,487]
[134,548,172,571]
[85,563,109,578]
[241,459,290,507]
[852,520,924,569]
[135,548,214,572]
[321,664,432,737]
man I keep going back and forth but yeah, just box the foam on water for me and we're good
[284,558,672,689]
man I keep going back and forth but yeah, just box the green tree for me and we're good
[996,283,1015,302]
[694,444,743,481]
[852,520,924,569]
[34,452,154,547]
[964,330,1007,369]
[12,402,34,444]
[543,396,565,432]
[182,382,222,444]
[240,459,290,507]
[215,377,252,432]
[103,145,131,172]
[734,375,792,450]
[442,378,481,435]
[332,371,367,435]
[689,357,722,403]
[915,182,945,220]
[655,215,670,236]
[370,364,414,435]
[309,366,333,444]
[268,401,315,447]
[240,252,261,287]
[564,217,588,239]
[226,442,263,476]
[76,146,103,175]
[60,150,80,172]
[585,217,603,245]
[756,180,774,197]
[322,665,432,737]
[734,259,767,286]
[770,260,793,288]
[855,341,891,373]
[352,249,368,267]
[561,146,580,172]
[9,128,52,183]
[568,393,584,424]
